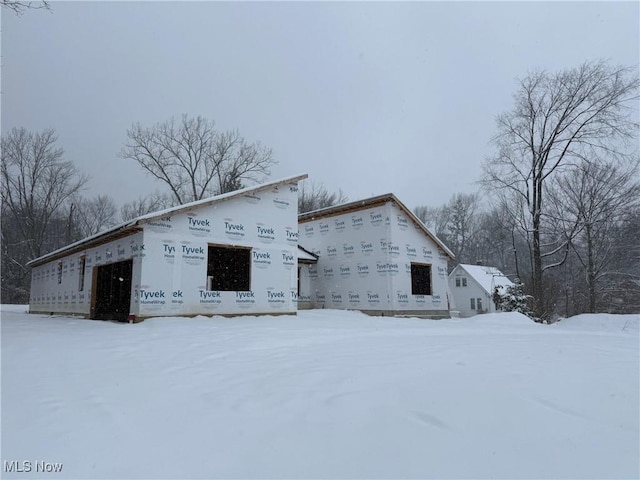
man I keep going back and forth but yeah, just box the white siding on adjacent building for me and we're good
[448,264,514,318]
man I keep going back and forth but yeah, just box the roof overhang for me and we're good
[297,245,319,263]
[27,225,143,268]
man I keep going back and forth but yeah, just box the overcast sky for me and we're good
[2,1,638,211]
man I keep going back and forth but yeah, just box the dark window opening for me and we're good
[455,277,461,287]
[411,263,432,295]
[79,256,86,291]
[57,262,63,284]
[462,277,467,287]
[471,298,476,310]
[207,245,251,291]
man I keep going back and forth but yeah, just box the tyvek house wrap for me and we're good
[29,232,144,316]
[136,183,301,318]
[298,198,452,316]
[27,175,306,320]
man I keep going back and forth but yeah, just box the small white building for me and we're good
[448,264,514,317]
[27,174,307,322]
[298,194,455,318]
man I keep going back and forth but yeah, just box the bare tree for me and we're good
[549,159,640,313]
[482,60,638,319]
[1,0,50,15]
[1,127,88,302]
[414,205,449,237]
[441,193,480,262]
[120,191,175,222]
[415,193,480,263]
[298,180,347,213]
[120,114,276,205]
[71,194,119,239]
[602,207,640,313]
[1,127,88,259]
[472,203,528,281]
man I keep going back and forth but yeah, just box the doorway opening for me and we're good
[92,259,133,321]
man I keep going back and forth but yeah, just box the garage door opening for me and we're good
[92,259,133,321]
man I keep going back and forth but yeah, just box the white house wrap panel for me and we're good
[135,184,300,318]
[298,195,454,317]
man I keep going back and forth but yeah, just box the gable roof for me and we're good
[298,193,455,260]
[454,264,514,294]
[27,174,308,268]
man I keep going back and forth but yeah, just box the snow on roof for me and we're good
[27,174,308,267]
[456,264,514,294]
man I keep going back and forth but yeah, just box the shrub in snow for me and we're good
[494,284,534,319]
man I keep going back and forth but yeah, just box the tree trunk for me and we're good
[585,224,596,313]
[532,222,544,319]
[532,174,545,320]
[512,229,520,281]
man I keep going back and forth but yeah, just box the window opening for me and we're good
[411,263,432,295]
[207,245,251,291]
[78,256,86,291]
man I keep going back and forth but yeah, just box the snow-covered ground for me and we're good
[2,305,638,479]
